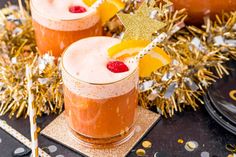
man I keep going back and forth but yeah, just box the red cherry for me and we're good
[69,5,87,13]
[107,61,129,73]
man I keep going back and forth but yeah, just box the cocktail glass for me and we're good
[61,37,139,148]
[30,0,102,58]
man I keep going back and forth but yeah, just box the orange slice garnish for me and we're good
[108,40,171,77]
[83,0,96,6]
[83,0,125,25]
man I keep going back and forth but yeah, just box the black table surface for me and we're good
[0,1,236,157]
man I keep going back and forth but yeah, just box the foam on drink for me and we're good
[62,37,138,99]
[31,0,100,31]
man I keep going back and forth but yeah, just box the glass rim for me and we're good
[30,0,97,22]
[61,39,139,86]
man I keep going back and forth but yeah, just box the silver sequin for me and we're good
[139,80,156,92]
[38,78,49,85]
[201,151,210,157]
[12,27,23,36]
[190,37,206,52]
[225,40,236,47]
[47,145,57,153]
[164,82,178,99]
[161,72,174,82]
[14,147,25,154]
[184,77,199,91]
[214,36,225,46]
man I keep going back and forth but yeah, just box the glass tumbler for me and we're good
[61,37,139,148]
[172,0,236,25]
[30,0,102,58]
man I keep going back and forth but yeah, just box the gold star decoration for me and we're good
[117,2,166,41]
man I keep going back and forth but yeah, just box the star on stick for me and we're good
[117,2,166,41]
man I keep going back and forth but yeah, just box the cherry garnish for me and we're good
[107,61,129,73]
[69,5,87,13]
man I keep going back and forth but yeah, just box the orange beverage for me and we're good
[172,0,236,25]
[61,37,139,147]
[30,0,102,58]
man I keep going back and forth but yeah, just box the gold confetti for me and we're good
[142,140,152,148]
[187,142,196,149]
[229,90,236,101]
[136,149,146,156]
[185,141,199,152]
[177,139,184,144]
[226,144,236,153]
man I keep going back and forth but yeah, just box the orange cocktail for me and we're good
[172,0,236,24]
[61,37,139,147]
[30,0,102,58]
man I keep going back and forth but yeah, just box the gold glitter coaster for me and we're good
[41,107,160,157]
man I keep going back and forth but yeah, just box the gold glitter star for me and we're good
[118,2,166,41]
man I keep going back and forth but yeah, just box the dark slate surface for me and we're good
[1,106,236,157]
[0,1,235,157]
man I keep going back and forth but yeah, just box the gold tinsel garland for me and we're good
[0,1,235,118]
[120,0,236,117]
[0,4,63,118]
